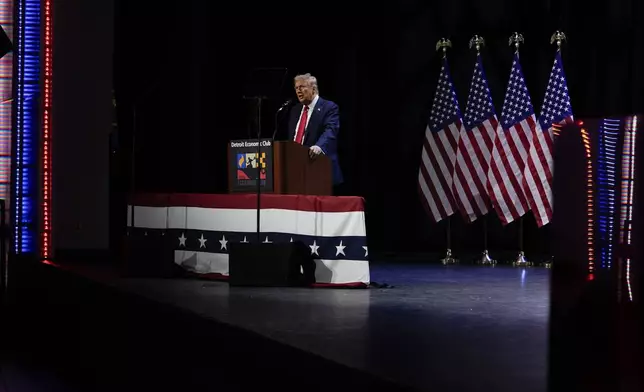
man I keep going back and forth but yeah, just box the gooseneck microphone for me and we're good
[278,99,292,110]
[272,99,293,140]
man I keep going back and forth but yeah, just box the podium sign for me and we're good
[228,138,274,193]
[228,140,332,195]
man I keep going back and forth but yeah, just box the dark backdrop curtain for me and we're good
[114,0,644,257]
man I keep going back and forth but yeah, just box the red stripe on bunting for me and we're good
[129,193,366,213]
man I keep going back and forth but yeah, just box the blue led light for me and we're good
[11,0,41,253]
[596,118,620,269]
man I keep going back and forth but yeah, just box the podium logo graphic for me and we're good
[237,152,266,169]
[236,152,266,180]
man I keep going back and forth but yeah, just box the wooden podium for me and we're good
[227,140,332,196]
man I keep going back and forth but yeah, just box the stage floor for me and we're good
[81,262,549,392]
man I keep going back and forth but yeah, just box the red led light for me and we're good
[41,0,53,260]
[581,127,594,272]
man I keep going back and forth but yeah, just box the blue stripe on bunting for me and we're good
[130,228,368,261]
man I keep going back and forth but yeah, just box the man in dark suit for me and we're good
[288,73,344,190]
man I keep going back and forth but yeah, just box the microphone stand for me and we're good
[254,97,264,244]
[129,106,137,235]
[251,99,289,244]
[127,80,160,240]
[246,97,288,245]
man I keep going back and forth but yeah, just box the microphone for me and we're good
[272,99,292,140]
[277,99,292,112]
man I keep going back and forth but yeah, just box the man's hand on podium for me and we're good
[309,145,323,159]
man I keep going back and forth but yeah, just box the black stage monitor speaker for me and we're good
[123,230,183,278]
[229,242,315,287]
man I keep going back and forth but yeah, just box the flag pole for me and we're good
[512,217,530,266]
[441,216,457,265]
[477,214,496,265]
[508,32,530,267]
[542,30,567,270]
[467,34,496,266]
[436,37,458,266]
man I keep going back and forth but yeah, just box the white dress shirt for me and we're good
[293,94,319,143]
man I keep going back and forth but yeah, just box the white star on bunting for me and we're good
[197,234,207,248]
[309,240,319,256]
[335,240,346,257]
[219,235,228,250]
[178,233,187,247]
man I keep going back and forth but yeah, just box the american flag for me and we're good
[523,51,573,227]
[418,57,464,222]
[452,54,498,223]
[487,53,537,225]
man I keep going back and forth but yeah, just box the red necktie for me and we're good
[295,106,309,144]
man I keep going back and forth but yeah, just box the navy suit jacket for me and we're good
[287,97,343,185]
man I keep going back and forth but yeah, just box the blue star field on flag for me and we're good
[500,53,535,129]
[464,55,496,129]
[428,59,462,132]
[539,51,573,130]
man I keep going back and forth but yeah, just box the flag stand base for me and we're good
[512,251,532,267]
[476,250,496,265]
[440,249,458,265]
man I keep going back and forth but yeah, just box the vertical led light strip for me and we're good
[12,0,40,253]
[552,121,594,272]
[619,116,637,301]
[41,0,51,259]
[581,126,594,273]
[596,119,619,269]
[0,1,13,201]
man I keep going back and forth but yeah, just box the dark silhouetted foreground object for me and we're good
[550,120,643,392]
